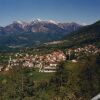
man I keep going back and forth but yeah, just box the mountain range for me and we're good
[0,19,81,50]
[0,19,81,34]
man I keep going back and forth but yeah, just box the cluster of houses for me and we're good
[4,50,66,72]
[73,45,100,54]
[0,45,99,73]
[66,45,100,61]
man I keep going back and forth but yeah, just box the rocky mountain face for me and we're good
[0,19,82,50]
[0,19,81,34]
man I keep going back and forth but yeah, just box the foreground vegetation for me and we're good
[0,54,100,100]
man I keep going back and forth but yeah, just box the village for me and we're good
[0,45,100,73]
[3,50,66,72]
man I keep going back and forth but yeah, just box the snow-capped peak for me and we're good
[32,18,42,23]
[36,18,42,22]
[12,21,29,28]
[13,21,24,24]
[48,20,58,24]
[30,18,58,25]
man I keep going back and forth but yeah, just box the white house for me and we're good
[39,66,56,73]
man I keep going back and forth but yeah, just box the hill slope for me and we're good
[63,20,100,47]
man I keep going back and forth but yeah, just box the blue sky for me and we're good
[0,0,100,26]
